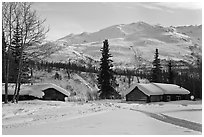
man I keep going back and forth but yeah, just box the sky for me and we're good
[32,2,202,41]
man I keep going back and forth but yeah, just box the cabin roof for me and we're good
[2,83,71,98]
[125,83,190,96]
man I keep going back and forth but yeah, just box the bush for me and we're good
[66,96,87,102]
[86,90,99,101]
[54,72,62,80]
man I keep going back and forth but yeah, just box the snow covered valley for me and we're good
[2,100,202,135]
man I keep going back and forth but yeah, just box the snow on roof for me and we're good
[125,83,190,96]
[2,83,70,98]
[152,83,190,95]
[137,83,164,96]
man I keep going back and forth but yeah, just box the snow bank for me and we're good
[164,110,202,124]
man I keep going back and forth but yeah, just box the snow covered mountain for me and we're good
[46,21,202,68]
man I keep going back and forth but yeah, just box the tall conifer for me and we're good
[151,48,162,82]
[2,30,8,103]
[168,60,174,84]
[97,40,119,99]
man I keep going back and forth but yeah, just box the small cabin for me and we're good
[125,83,190,103]
[2,83,70,102]
[43,88,67,101]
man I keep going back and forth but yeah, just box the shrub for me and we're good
[86,90,99,101]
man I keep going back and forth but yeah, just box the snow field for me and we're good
[2,100,202,135]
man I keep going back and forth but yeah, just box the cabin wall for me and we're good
[43,88,67,101]
[2,95,13,102]
[163,94,189,102]
[150,95,162,102]
[2,95,37,102]
[126,87,147,101]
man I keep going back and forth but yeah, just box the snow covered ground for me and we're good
[2,100,202,135]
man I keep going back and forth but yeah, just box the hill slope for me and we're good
[46,22,202,68]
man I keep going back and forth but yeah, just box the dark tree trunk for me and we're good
[4,56,9,103]
[2,30,8,103]
[12,53,23,103]
[16,82,21,103]
[31,66,33,85]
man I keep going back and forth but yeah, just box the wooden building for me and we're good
[125,83,190,102]
[43,88,68,101]
[2,83,70,102]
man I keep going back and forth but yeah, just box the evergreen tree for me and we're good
[97,40,119,99]
[11,21,21,61]
[11,20,23,102]
[168,60,174,84]
[11,19,30,102]
[151,48,162,82]
[10,19,22,82]
[2,30,6,83]
[196,57,202,98]
[2,30,8,103]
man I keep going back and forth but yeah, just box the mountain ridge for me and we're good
[45,21,202,69]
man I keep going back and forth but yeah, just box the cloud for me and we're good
[105,2,175,13]
[154,2,202,10]
[135,3,174,13]
[102,2,135,9]
[136,3,163,11]
[32,2,53,11]
[135,2,201,13]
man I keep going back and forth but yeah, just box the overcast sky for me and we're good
[32,2,202,41]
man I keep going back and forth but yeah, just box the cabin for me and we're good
[43,88,68,101]
[2,83,70,102]
[125,83,190,102]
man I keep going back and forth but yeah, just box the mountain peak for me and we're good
[67,33,74,37]
[137,21,148,24]
[126,21,152,29]
[129,21,150,26]
[79,32,89,36]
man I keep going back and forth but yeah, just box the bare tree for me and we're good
[12,3,49,103]
[3,2,49,103]
[129,46,143,83]
[2,2,18,103]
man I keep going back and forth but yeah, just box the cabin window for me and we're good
[176,96,181,100]
[167,96,171,101]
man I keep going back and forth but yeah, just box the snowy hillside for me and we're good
[44,22,201,68]
[31,69,138,100]
[33,70,99,100]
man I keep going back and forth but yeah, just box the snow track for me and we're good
[131,109,202,132]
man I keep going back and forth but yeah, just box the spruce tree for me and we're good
[11,20,22,82]
[2,30,6,83]
[168,60,174,84]
[151,48,162,83]
[11,20,23,102]
[2,30,8,103]
[97,40,119,99]
[11,20,30,102]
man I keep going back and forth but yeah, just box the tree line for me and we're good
[96,43,202,99]
[3,39,202,102]
[149,48,202,99]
